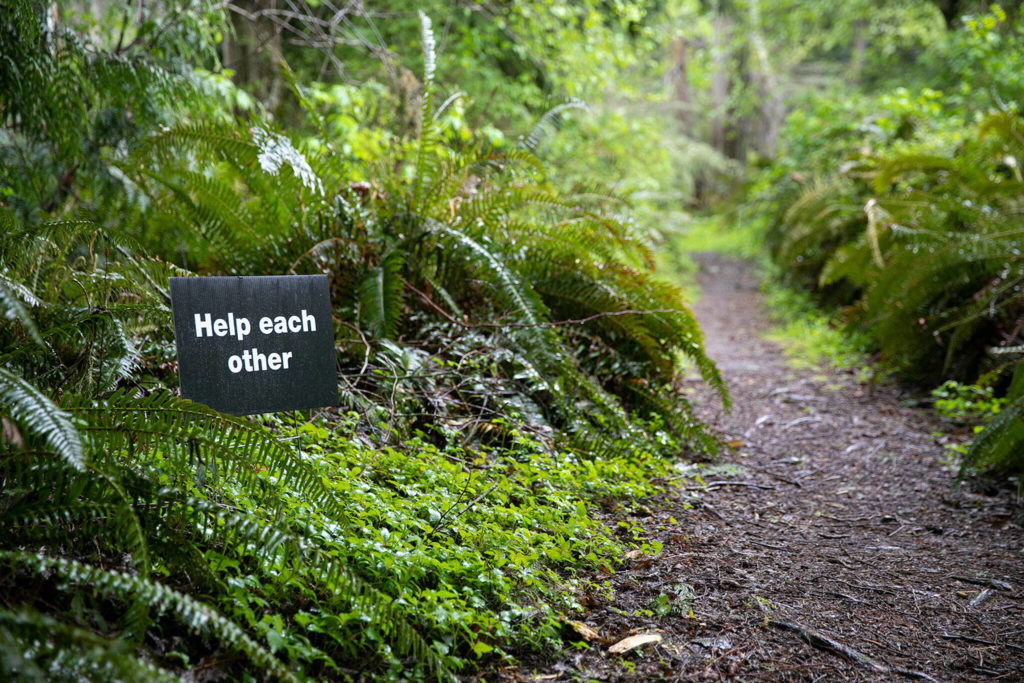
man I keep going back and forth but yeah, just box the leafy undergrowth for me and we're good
[1,389,684,681]
[261,416,675,676]
[759,279,874,376]
[0,6,721,680]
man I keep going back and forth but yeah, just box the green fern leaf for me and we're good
[358,251,405,339]
[0,368,84,471]
[0,550,297,682]
[0,608,178,682]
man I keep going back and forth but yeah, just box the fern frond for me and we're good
[135,121,260,166]
[0,275,43,347]
[0,368,84,471]
[143,489,453,680]
[136,168,255,252]
[0,550,296,681]
[410,11,443,214]
[418,12,436,86]
[872,154,955,195]
[66,390,348,522]
[300,546,454,681]
[358,251,404,339]
[437,225,546,327]
[958,393,1024,480]
[0,608,178,683]
[251,125,325,197]
[0,499,148,566]
[519,99,589,152]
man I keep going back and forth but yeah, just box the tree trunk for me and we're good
[671,36,692,134]
[849,19,867,83]
[709,12,731,156]
[930,0,962,29]
[748,0,784,157]
[223,0,283,114]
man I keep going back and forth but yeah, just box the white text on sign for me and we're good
[227,349,293,373]
[192,310,318,374]
[193,310,317,341]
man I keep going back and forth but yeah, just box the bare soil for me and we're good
[500,254,1024,681]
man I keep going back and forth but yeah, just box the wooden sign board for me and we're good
[169,275,337,415]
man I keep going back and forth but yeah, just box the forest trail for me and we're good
[510,255,1024,681]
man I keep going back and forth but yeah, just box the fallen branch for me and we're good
[769,620,886,673]
[767,472,803,488]
[769,620,938,681]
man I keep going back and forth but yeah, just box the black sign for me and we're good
[169,275,337,415]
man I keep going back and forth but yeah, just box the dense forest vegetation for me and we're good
[1,0,1022,679]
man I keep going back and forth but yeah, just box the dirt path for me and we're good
[508,255,1024,681]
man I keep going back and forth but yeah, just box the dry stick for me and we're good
[968,588,996,608]
[940,633,1024,652]
[765,471,803,487]
[952,576,1014,592]
[685,481,776,491]
[696,501,726,520]
[429,474,475,536]
[827,591,868,605]
[749,540,787,551]
[769,620,938,682]
[429,481,500,536]
[337,320,371,377]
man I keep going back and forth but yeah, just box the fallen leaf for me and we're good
[608,633,662,655]
[1,417,24,449]
[567,620,600,642]
[726,439,744,448]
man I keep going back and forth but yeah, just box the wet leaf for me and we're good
[608,633,662,654]
[566,619,600,642]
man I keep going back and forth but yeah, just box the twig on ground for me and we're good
[685,481,776,491]
[749,540,788,551]
[952,576,1013,592]
[968,588,996,608]
[766,472,803,487]
[769,620,938,681]
[827,591,868,605]
[940,632,1024,652]
[697,501,726,520]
